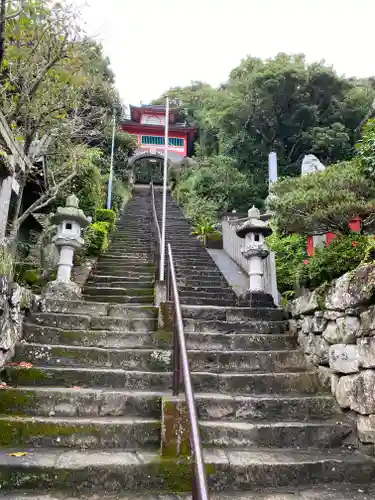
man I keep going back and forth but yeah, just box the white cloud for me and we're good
[75,0,375,106]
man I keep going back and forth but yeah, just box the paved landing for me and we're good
[207,248,248,296]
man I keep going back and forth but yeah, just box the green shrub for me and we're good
[22,269,40,286]
[267,233,307,294]
[95,209,116,231]
[296,233,369,290]
[85,222,109,255]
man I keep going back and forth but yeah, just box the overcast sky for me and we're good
[76,0,375,107]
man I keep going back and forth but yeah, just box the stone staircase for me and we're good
[83,187,154,305]
[153,187,238,306]
[0,188,374,498]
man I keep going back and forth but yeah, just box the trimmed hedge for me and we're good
[95,209,116,232]
[85,222,110,255]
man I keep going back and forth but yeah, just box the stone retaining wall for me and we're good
[290,262,375,451]
[0,277,38,370]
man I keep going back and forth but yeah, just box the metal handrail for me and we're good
[150,182,209,500]
[167,243,209,500]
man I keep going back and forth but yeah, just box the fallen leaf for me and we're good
[8,362,33,368]
[71,386,83,389]
[8,452,28,457]
[0,382,7,389]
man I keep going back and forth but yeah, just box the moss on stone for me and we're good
[315,281,330,310]
[154,328,173,349]
[149,457,216,493]
[3,366,51,386]
[0,389,36,414]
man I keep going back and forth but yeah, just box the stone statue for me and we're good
[301,154,326,176]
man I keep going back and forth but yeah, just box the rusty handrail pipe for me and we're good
[167,243,210,500]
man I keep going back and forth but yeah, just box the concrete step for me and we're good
[14,344,306,373]
[94,264,155,272]
[183,318,288,334]
[200,419,352,449]
[0,415,160,449]
[82,295,153,305]
[91,270,154,279]
[180,297,238,307]
[0,387,338,422]
[23,325,296,351]
[0,447,373,493]
[4,484,375,499]
[87,275,153,283]
[3,366,325,395]
[41,301,157,319]
[26,313,157,333]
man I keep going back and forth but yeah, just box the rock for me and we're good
[43,280,81,300]
[288,319,299,335]
[301,154,326,175]
[297,331,309,352]
[335,374,356,408]
[307,334,330,366]
[322,322,340,344]
[325,263,375,311]
[348,370,375,415]
[331,373,340,395]
[323,310,345,321]
[336,316,360,344]
[357,415,375,444]
[358,337,375,368]
[329,344,359,374]
[359,305,375,337]
[290,291,319,316]
[312,311,327,333]
[301,316,313,334]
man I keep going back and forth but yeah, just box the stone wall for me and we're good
[0,277,38,370]
[290,262,375,451]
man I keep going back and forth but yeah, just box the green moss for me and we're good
[315,281,330,310]
[22,269,40,285]
[161,400,190,458]
[154,329,173,348]
[0,419,93,447]
[3,366,51,386]
[0,389,36,415]
[149,457,216,493]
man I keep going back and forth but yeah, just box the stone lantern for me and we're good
[236,206,274,308]
[44,194,89,299]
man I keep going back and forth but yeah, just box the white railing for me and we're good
[221,216,279,306]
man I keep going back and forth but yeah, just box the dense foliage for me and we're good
[85,222,110,256]
[269,161,375,234]
[0,0,136,243]
[95,209,116,232]
[156,54,375,214]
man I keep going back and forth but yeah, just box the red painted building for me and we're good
[121,104,196,184]
[307,218,362,256]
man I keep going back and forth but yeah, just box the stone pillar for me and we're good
[236,206,275,308]
[56,245,75,282]
[161,395,191,457]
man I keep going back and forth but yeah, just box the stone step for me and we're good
[87,274,153,283]
[92,270,154,279]
[183,318,288,334]
[181,306,286,322]
[3,366,324,395]
[97,255,150,262]
[0,415,160,449]
[83,287,153,297]
[26,314,157,333]
[200,420,352,449]
[0,387,338,422]
[4,485,375,500]
[14,344,306,373]
[85,281,153,290]
[82,295,153,305]
[22,325,296,351]
[41,301,157,319]
[94,264,155,272]
[179,291,236,300]
[180,297,237,307]
[0,447,373,492]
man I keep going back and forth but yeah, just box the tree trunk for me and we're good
[8,176,25,251]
